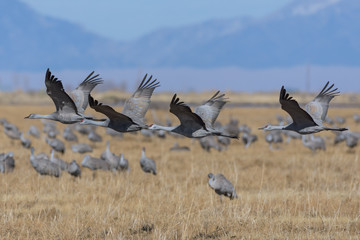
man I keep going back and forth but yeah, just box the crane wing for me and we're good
[88,95,135,125]
[170,94,206,130]
[279,86,317,126]
[304,81,339,123]
[45,68,78,115]
[71,71,103,114]
[122,74,160,124]
[194,91,228,129]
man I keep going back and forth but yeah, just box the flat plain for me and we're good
[0,103,359,239]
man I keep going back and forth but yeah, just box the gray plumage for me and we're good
[170,142,190,152]
[259,82,348,134]
[3,122,21,139]
[265,131,283,150]
[30,148,61,177]
[28,125,40,138]
[81,74,160,132]
[63,127,78,142]
[67,160,81,177]
[119,154,129,171]
[75,123,91,135]
[72,143,93,153]
[354,114,360,124]
[50,149,68,171]
[0,152,15,173]
[70,71,104,115]
[302,135,326,152]
[88,129,102,142]
[199,136,223,152]
[104,141,120,169]
[140,147,157,175]
[20,133,32,148]
[149,92,237,139]
[46,138,65,154]
[208,173,237,201]
[345,134,358,149]
[25,69,103,124]
[81,155,110,171]
[242,132,258,148]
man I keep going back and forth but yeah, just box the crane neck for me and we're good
[81,119,109,127]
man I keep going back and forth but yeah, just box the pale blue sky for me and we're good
[20,0,292,41]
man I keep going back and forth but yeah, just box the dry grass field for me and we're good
[0,103,359,239]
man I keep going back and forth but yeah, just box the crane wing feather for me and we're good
[170,94,206,130]
[71,71,103,114]
[305,81,339,122]
[122,74,160,124]
[45,68,78,115]
[279,86,317,126]
[194,91,228,129]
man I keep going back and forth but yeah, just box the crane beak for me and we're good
[258,127,264,130]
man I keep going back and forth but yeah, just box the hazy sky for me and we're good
[20,0,292,41]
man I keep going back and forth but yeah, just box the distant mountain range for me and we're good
[1,0,360,71]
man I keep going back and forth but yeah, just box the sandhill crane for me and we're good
[346,134,358,149]
[140,147,157,175]
[50,149,68,171]
[75,123,91,135]
[259,82,347,134]
[119,154,129,171]
[28,125,40,138]
[80,74,160,132]
[302,135,326,152]
[81,155,111,171]
[46,138,65,154]
[30,148,61,177]
[224,119,240,138]
[242,132,258,148]
[0,152,15,173]
[42,120,59,138]
[63,127,78,142]
[149,92,238,138]
[88,129,102,142]
[25,69,103,124]
[199,136,223,152]
[67,160,81,177]
[208,173,237,202]
[3,122,21,139]
[170,142,190,152]
[20,133,31,148]
[72,143,93,154]
[265,131,283,150]
[103,141,120,169]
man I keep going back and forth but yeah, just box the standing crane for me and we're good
[259,82,348,134]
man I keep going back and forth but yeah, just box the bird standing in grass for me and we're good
[208,173,237,202]
[140,147,156,175]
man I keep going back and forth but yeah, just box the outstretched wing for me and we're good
[88,95,135,125]
[194,91,228,129]
[279,86,317,127]
[305,81,339,123]
[170,94,206,131]
[71,71,103,114]
[45,68,78,115]
[122,74,160,124]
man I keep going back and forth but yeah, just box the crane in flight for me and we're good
[80,74,160,132]
[25,68,103,124]
[149,92,238,138]
[259,82,348,134]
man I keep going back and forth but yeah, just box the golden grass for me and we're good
[0,105,359,239]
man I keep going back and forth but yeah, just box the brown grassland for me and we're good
[0,101,359,239]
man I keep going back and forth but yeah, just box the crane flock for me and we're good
[0,68,356,202]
